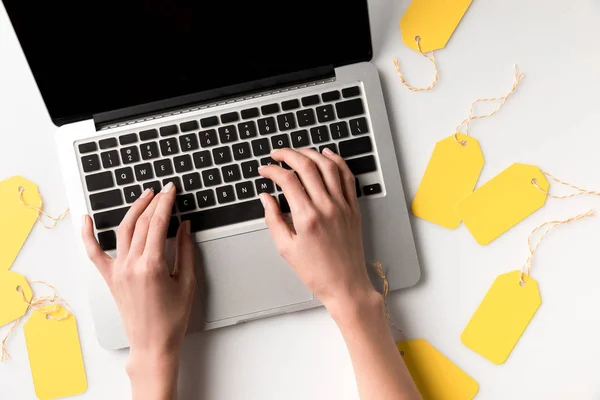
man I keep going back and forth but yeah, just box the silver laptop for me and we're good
[3,0,421,349]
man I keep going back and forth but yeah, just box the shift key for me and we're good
[94,206,129,229]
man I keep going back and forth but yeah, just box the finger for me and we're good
[269,148,328,201]
[116,188,155,258]
[259,193,294,254]
[128,191,163,256]
[145,182,177,258]
[298,148,345,205]
[321,148,359,209]
[81,215,112,278]
[173,220,197,287]
[258,164,311,214]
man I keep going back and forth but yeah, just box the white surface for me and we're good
[1,0,600,398]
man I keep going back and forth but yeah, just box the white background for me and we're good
[2,0,600,399]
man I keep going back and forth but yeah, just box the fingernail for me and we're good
[161,182,174,193]
[140,188,152,198]
[258,165,266,171]
[259,193,268,208]
[270,149,280,156]
[322,147,334,156]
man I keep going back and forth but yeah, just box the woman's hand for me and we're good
[81,182,196,400]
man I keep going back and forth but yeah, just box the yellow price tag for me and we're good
[412,134,484,229]
[397,339,479,400]
[0,271,32,327]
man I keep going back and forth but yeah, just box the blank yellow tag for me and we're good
[412,134,484,229]
[0,176,41,271]
[461,270,541,364]
[397,339,479,400]
[400,0,472,53]
[457,163,549,245]
[0,270,32,327]
[24,306,87,400]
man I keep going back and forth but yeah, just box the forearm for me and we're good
[329,290,421,400]
[127,350,180,400]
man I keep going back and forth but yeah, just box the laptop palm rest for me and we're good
[195,229,314,323]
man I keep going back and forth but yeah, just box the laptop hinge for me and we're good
[93,65,335,130]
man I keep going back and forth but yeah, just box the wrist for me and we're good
[127,348,180,400]
[325,286,385,331]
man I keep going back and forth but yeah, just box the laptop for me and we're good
[2,0,421,350]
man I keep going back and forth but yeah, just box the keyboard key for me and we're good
[222,164,242,183]
[339,137,372,158]
[140,129,158,141]
[202,168,222,187]
[196,189,217,208]
[349,117,369,135]
[363,183,382,196]
[101,151,120,168]
[218,125,238,143]
[119,133,138,145]
[355,178,362,198]
[255,178,275,194]
[336,98,364,119]
[297,109,316,127]
[120,146,140,164]
[277,113,296,131]
[182,173,202,191]
[260,157,280,166]
[301,95,320,107]
[271,134,290,149]
[86,171,114,192]
[180,120,199,132]
[310,126,330,144]
[99,138,117,149]
[115,167,134,185]
[346,155,377,175]
[278,194,291,213]
[94,206,129,229]
[291,130,310,148]
[193,150,212,169]
[232,142,252,160]
[181,199,264,232]
[160,138,179,156]
[81,154,100,172]
[322,90,341,102]
[235,181,255,200]
[140,142,160,160]
[316,105,335,123]
[177,194,196,212]
[78,142,97,154]
[238,121,258,139]
[123,185,142,204]
[174,154,193,173]
[199,130,219,147]
[98,230,117,251]
[241,160,260,179]
[261,103,280,115]
[167,217,180,238]
[330,121,350,140]
[251,138,270,156]
[90,189,123,211]
[143,180,162,193]
[281,99,300,111]
[162,177,183,193]
[216,185,236,204]
[220,112,239,124]
[319,143,338,154]
[241,108,259,119]
[212,146,232,165]
[160,125,178,136]
[180,134,200,152]
[200,116,219,128]
[342,86,361,98]
[154,159,174,177]
[134,163,154,181]
[258,117,277,135]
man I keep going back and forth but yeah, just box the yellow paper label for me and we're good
[0,270,32,327]
[412,134,484,229]
[0,176,41,271]
[24,306,87,400]
[462,270,541,364]
[457,163,549,245]
[400,0,472,53]
[397,339,478,400]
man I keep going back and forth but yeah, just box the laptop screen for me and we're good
[2,0,372,126]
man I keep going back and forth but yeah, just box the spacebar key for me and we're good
[181,199,264,232]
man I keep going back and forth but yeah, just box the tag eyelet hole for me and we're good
[18,186,24,192]
[519,280,526,287]
[531,178,538,185]
[461,140,468,147]
[415,35,421,42]
[400,350,405,356]
[16,285,22,292]
[46,315,52,320]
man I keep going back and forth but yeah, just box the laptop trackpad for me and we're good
[196,229,314,322]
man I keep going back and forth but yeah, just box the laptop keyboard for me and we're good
[77,85,384,251]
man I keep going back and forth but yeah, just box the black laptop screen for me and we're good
[2,0,372,125]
